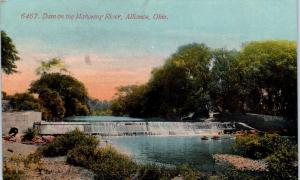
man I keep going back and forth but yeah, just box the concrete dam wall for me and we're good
[34,121,235,136]
[3,111,42,135]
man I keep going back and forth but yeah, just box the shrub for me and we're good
[266,144,298,180]
[234,133,289,159]
[90,146,138,180]
[22,128,37,141]
[66,144,97,167]
[39,129,99,157]
[7,93,41,111]
[38,88,65,121]
[176,164,202,180]
[137,164,177,180]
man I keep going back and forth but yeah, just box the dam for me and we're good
[34,116,235,136]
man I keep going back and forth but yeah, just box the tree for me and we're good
[238,40,297,117]
[36,58,68,75]
[7,93,40,111]
[38,88,66,121]
[111,85,147,117]
[111,43,212,120]
[1,31,20,74]
[209,49,244,113]
[146,43,212,119]
[30,73,89,116]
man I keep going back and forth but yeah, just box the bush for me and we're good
[234,133,298,180]
[234,133,289,159]
[266,144,298,180]
[38,88,65,121]
[90,146,138,180]
[7,93,41,111]
[137,164,177,180]
[66,144,97,167]
[39,129,99,157]
[22,128,37,141]
[176,164,202,180]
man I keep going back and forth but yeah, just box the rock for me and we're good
[3,135,16,142]
[42,135,55,143]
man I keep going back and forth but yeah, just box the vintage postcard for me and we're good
[1,0,298,179]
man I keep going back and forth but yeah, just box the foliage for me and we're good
[3,162,24,180]
[111,40,296,124]
[137,164,177,180]
[36,58,68,75]
[234,133,291,159]
[30,73,90,116]
[266,144,298,180]
[22,128,37,141]
[7,93,41,111]
[238,40,297,118]
[88,98,111,115]
[111,85,148,117]
[89,146,138,180]
[38,88,65,121]
[111,43,212,120]
[210,49,243,113]
[176,164,202,180]
[1,30,20,75]
[235,134,298,180]
[39,129,99,157]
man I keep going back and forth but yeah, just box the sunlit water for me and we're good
[101,135,235,172]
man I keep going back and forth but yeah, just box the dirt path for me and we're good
[3,140,94,180]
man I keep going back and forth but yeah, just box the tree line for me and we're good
[111,41,297,123]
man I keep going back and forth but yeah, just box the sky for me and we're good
[1,0,297,100]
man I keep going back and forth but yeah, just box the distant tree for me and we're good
[7,93,40,111]
[111,85,147,117]
[38,88,66,121]
[1,31,20,74]
[36,58,68,75]
[30,73,90,116]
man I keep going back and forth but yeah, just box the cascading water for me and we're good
[89,121,234,136]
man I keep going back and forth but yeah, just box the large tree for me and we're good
[237,40,297,118]
[1,31,20,74]
[209,49,244,113]
[30,73,90,116]
[111,43,212,120]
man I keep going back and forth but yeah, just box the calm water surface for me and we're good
[102,136,235,172]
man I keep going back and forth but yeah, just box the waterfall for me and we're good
[89,122,234,136]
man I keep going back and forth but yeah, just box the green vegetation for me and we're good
[1,30,20,75]
[6,93,41,111]
[22,128,37,141]
[38,88,66,121]
[35,58,68,75]
[111,40,297,128]
[39,129,98,157]
[30,72,90,117]
[235,134,298,179]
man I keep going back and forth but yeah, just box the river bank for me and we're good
[3,140,94,179]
